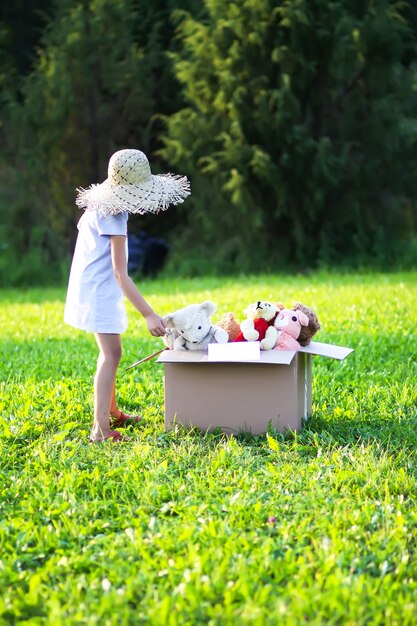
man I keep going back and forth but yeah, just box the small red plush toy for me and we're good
[274,308,309,351]
[234,301,282,350]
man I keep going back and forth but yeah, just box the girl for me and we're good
[64,149,190,442]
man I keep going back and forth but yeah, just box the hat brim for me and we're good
[76,173,191,216]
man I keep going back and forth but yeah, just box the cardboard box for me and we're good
[157,341,353,435]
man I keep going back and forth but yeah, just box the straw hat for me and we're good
[76,149,191,216]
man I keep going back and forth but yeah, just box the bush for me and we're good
[161,0,417,272]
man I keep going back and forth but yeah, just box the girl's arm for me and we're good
[110,235,166,337]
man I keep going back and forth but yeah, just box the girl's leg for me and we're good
[110,385,142,425]
[110,387,119,417]
[91,333,122,440]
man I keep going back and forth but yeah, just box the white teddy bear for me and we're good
[163,301,229,351]
[234,301,281,350]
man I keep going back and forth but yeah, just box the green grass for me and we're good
[1,271,417,625]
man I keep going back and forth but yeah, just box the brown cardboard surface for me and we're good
[157,341,353,435]
[162,354,310,435]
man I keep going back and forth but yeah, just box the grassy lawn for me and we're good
[1,271,417,625]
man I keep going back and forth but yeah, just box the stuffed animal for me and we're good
[163,301,228,351]
[217,312,241,342]
[274,308,309,351]
[234,301,281,350]
[292,302,320,346]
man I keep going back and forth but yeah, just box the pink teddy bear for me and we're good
[274,308,309,351]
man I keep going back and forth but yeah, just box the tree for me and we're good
[161,0,417,272]
[0,0,200,284]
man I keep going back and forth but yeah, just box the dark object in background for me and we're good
[128,232,169,277]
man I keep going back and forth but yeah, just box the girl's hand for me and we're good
[145,313,166,337]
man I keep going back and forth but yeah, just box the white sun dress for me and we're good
[64,210,129,333]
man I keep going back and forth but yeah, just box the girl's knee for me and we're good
[100,345,122,367]
[110,345,122,365]
[95,334,123,368]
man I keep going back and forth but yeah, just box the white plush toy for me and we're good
[163,301,229,351]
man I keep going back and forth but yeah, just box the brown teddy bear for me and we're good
[292,302,320,346]
[216,312,241,342]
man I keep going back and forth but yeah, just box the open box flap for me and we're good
[157,350,205,363]
[158,345,297,365]
[157,341,353,364]
[300,341,354,360]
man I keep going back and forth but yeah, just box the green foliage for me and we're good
[0,1,417,284]
[0,226,66,287]
[2,0,157,244]
[161,0,417,272]
[1,272,417,623]
[0,0,53,90]
[0,0,199,285]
